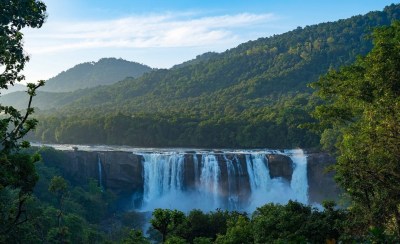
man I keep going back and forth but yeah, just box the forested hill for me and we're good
[41,58,152,92]
[171,52,219,69]
[28,4,400,148]
[34,4,400,112]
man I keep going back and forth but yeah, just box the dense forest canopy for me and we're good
[2,1,400,243]
[11,3,400,148]
[311,20,400,238]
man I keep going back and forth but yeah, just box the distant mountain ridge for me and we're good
[1,83,26,95]
[46,4,400,114]
[9,4,400,148]
[41,58,152,92]
[172,52,219,69]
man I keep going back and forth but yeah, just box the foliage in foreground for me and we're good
[0,0,46,241]
[0,147,351,244]
[311,21,400,238]
[1,147,151,243]
[149,201,348,244]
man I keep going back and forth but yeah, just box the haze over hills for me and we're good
[0,57,153,110]
[12,3,399,148]
[41,57,152,92]
[0,89,94,110]
[1,83,27,95]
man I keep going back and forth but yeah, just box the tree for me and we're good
[122,229,150,244]
[215,215,253,244]
[186,209,210,242]
[251,200,347,243]
[252,201,310,243]
[311,21,400,239]
[150,209,186,243]
[1,0,46,87]
[0,1,47,239]
[0,0,46,152]
[165,236,187,244]
[0,153,40,238]
[49,176,68,228]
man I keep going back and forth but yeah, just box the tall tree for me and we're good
[150,209,186,243]
[0,0,47,240]
[0,0,46,152]
[311,21,400,238]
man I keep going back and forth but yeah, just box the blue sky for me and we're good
[22,0,398,82]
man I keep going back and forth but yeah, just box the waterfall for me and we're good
[199,154,221,210]
[235,155,243,176]
[37,143,322,212]
[97,155,104,191]
[287,149,309,204]
[193,154,199,187]
[245,153,271,192]
[139,149,309,212]
[224,155,238,210]
[142,153,184,208]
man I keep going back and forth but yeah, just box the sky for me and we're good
[21,0,399,83]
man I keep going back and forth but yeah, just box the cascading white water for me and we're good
[235,155,243,176]
[224,155,238,210]
[245,153,271,192]
[287,149,309,204]
[199,154,221,210]
[142,153,184,209]
[37,143,315,212]
[193,154,199,187]
[97,155,103,191]
[139,150,309,212]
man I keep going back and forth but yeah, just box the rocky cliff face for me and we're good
[99,152,143,195]
[40,149,339,205]
[267,154,293,182]
[306,152,340,203]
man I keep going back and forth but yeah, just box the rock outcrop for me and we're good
[267,154,293,182]
[306,152,340,203]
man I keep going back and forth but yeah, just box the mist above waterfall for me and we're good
[136,149,308,212]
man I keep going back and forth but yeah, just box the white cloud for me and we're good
[23,12,277,54]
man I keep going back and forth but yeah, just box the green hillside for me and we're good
[27,4,400,148]
[41,57,152,92]
[0,89,92,110]
[0,58,153,110]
